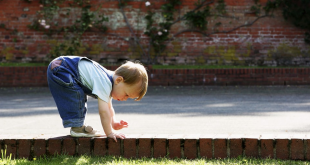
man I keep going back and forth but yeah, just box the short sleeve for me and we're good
[92,76,112,103]
[78,60,113,103]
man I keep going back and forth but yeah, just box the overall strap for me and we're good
[92,62,114,85]
[79,57,114,85]
[76,57,114,99]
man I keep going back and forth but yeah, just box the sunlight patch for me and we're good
[206,103,235,107]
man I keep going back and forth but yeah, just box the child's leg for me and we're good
[47,60,87,128]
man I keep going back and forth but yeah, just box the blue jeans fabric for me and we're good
[47,56,94,128]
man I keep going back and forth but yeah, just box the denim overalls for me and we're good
[47,56,113,128]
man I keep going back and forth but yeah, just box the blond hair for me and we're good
[114,61,148,101]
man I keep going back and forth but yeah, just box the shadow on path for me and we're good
[1,86,310,117]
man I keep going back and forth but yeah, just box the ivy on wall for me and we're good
[261,0,310,43]
[0,0,309,66]
[22,0,277,64]
[119,0,274,64]
[26,0,109,60]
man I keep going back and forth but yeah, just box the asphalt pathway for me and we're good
[0,86,309,137]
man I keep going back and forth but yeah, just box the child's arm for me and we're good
[98,98,125,142]
[108,99,128,130]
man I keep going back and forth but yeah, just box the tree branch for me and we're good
[213,15,269,34]
[209,14,239,20]
[172,15,269,38]
[117,0,147,58]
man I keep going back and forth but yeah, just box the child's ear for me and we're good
[115,76,123,84]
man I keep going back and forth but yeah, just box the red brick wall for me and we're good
[0,66,309,87]
[0,0,309,65]
[0,134,309,160]
[0,66,47,87]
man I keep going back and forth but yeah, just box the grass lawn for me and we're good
[1,155,309,165]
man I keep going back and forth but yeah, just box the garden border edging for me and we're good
[1,134,309,160]
[1,67,310,87]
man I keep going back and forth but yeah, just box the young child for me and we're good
[47,56,148,142]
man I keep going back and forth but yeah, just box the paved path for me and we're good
[0,86,309,137]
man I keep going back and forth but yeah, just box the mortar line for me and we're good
[288,139,291,160]
[197,139,200,158]
[90,137,94,156]
[151,138,154,157]
[136,139,139,158]
[227,139,230,158]
[211,139,214,159]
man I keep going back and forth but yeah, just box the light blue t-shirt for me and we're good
[78,60,113,103]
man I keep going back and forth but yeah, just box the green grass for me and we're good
[1,155,310,165]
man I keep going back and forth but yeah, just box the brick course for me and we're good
[260,138,274,159]
[168,135,182,159]
[17,139,31,159]
[290,135,307,160]
[1,135,310,160]
[108,138,121,156]
[229,139,243,158]
[77,138,91,156]
[62,137,76,156]
[33,139,46,158]
[275,138,290,160]
[184,138,197,159]
[153,137,167,158]
[47,137,62,156]
[138,137,152,158]
[93,137,107,156]
[214,138,227,159]
[123,135,137,158]
[244,137,259,158]
[4,139,17,159]
[199,138,212,159]
[1,67,310,87]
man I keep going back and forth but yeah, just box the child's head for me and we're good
[112,61,148,101]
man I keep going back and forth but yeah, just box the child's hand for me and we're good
[107,132,126,142]
[112,120,128,130]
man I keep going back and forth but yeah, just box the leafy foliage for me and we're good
[161,0,181,21]
[263,0,310,44]
[184,7,210,30]
[2,0,308,66]
[143,0,183,62]
[142,0,230,63]
[27,0,108,61]
[281,0,310,29]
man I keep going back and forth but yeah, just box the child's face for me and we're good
[111,76,141,101]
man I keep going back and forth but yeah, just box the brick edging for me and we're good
[0,134,309,160]
[1,67,310,87]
